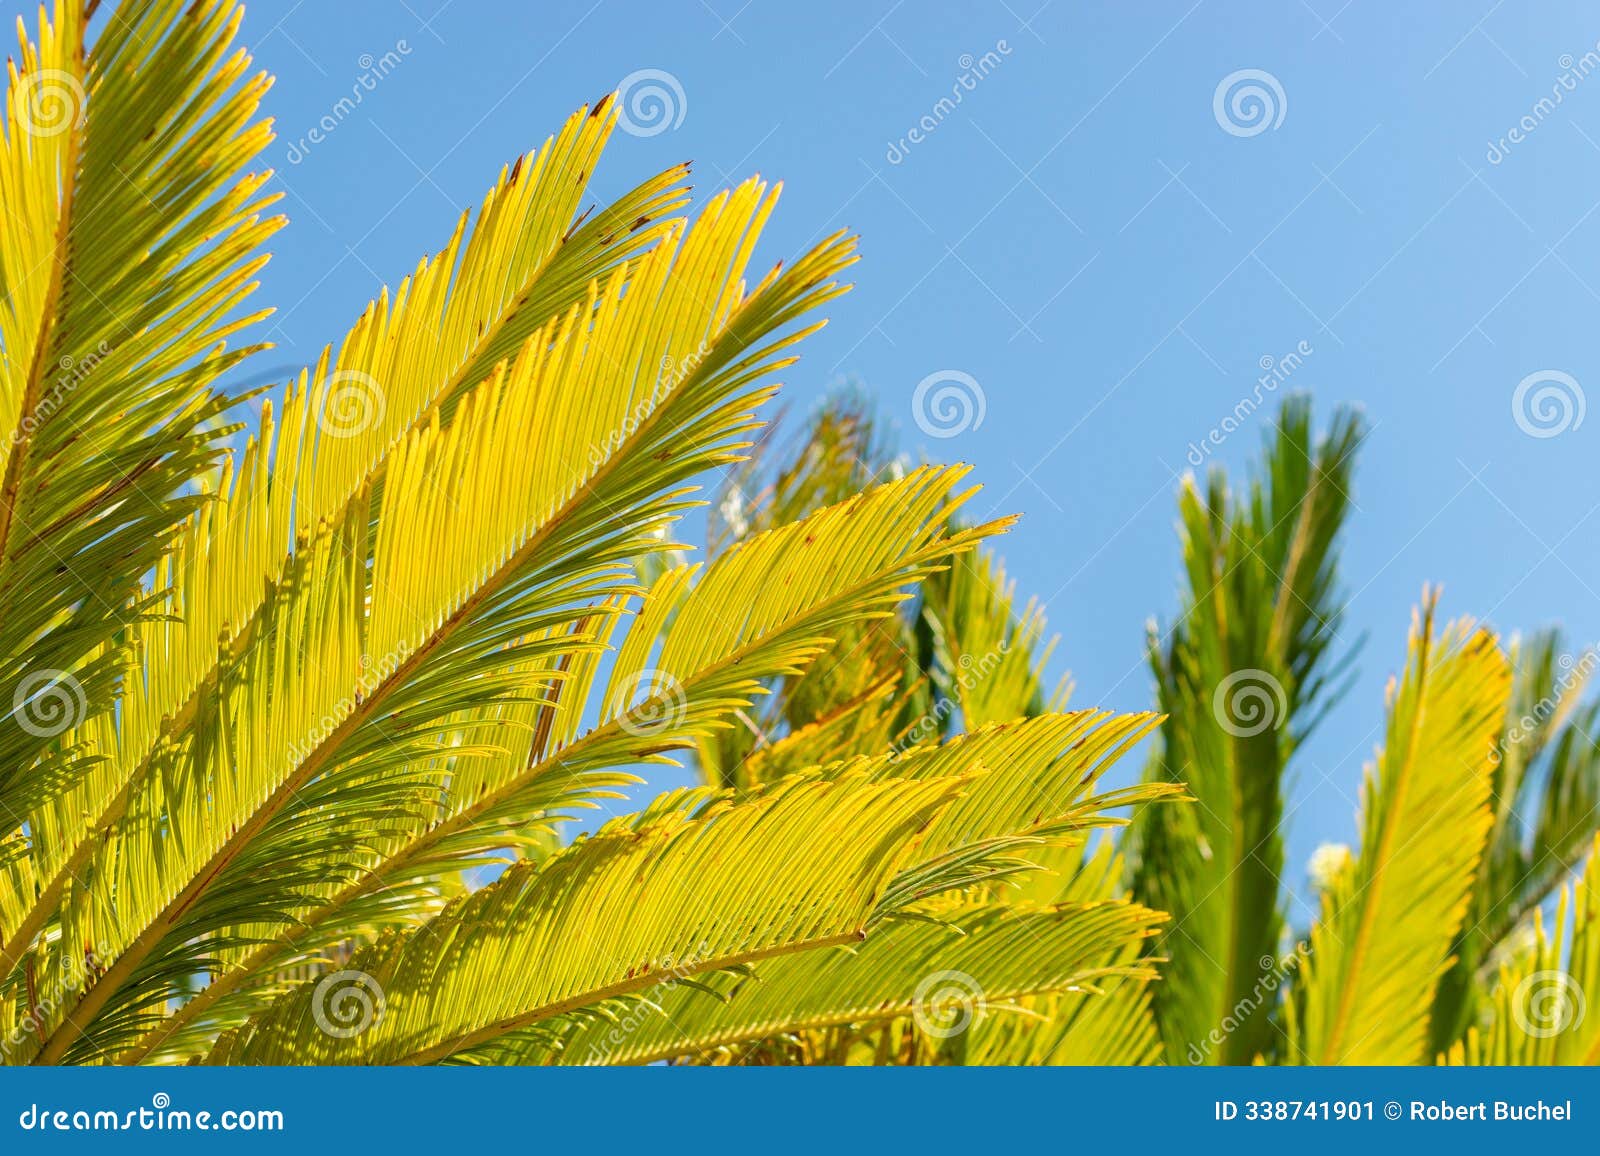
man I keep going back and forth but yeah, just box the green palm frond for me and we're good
[1284,594,1509,1065]
[1129,397,1363,1065]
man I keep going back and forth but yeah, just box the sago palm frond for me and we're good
[123,466,999,1062]
[1283,593,1509,1064]
[958,842,1166,1066]
[1128,396,1363,1064]
[19,208,859,1063]
[0,0,277,818]
[1431,629,1600,1052]
[207,771,971,1064]
[537,900,1164,1066]
[503,718,1173,1066]
[2,0,1189,1070]
[922,548,1071,729]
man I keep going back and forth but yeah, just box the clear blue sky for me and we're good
[85,1,1600,916]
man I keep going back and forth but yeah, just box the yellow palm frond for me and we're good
[0,0,278,815]
[20,160,858,1063]
[1284,593,1509,1064]
[121,467,1002,1061]
[924,548,1070,727]
[533,900,1163,1066]
[207,772,968,1064]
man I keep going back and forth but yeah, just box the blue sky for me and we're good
[91,0,1600,914]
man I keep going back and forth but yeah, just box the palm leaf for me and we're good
[1432,631,1600,1051]
[523,901,1163,1066]
[1284,594,1509,1064]
[20,169,858,1062]
[1129,397,1363,1064]
[0,0,277,817]
[207,771,968,1064]
[121,466,1002,1061]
